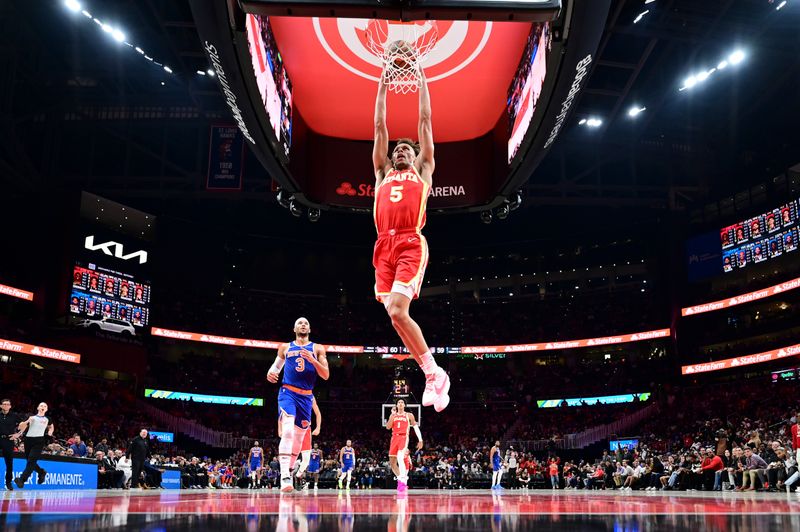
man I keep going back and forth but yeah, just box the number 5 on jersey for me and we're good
[390,185,403,203]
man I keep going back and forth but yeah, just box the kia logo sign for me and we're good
[84,236,148,265]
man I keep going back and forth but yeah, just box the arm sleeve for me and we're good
[269,356,285,374]
[413,425,422,441]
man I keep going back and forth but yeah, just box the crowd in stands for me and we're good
[3,357,800,492]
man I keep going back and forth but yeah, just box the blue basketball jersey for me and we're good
[250,447,263,463]
[309,450,322,467]
[342,447,355,465]
[282,341,318,390]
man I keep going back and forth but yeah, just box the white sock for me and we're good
[398,450,408,484]
[278,416,295,480]
[296,451,311,477]
[279,455,291,480]
[419,351,437,376]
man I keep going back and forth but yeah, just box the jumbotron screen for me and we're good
[719,199,798,272]
[507,22,550,163]
[245,14,293,159]
[69,263,151,328]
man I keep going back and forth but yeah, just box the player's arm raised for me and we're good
[312,397,322,436]
[267,344,288,383]
[386,406,396,430]
[301,343,329,380]
[409,412,423,450]
[415,67,435,182]
[373,77,391,186]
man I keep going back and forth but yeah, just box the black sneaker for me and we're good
[37,470,47,485]
[5,481,13,491]
[14,477,24,489]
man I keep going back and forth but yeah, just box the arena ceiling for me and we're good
[1,0,799,213]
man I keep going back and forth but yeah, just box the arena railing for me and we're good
[139,400,238,448]
[564,402,659,449]
[150,326,671,355]
[507,402,659,451]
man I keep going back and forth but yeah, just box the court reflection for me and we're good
[3,495,800,532]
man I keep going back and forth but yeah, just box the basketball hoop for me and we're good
[364,20,439,94]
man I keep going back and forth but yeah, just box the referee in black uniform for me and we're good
[1,399,22,491]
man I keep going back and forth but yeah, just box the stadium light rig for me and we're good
[62,0,174,76]
[627,105,647,118]
[579,117,603,128]
[679,49,747,91]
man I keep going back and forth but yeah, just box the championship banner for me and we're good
[0,456,97,490]
[0,337,81,364]
[207,124,245,190]
[145,389,264,406]
[461,328,671,354]
[0,283,34,301]
[682,342,800,375]
[682,276,800,317]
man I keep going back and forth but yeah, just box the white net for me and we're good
[364,20,440,94]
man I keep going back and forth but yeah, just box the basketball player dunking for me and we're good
[373,64,450,412]
[386,398,423,492]
[267,317,329,493]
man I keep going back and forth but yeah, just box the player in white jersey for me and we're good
[13,402,54,488]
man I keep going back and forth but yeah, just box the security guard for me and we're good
[0,399,22,491]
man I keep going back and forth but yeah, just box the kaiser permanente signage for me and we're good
[0,456,97,490]
[682,342,800,375]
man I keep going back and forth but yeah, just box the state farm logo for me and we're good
[336,182,358,196]
[313,18,492,83]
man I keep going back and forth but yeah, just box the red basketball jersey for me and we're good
[374,167,429,234]
[392,412,411,437]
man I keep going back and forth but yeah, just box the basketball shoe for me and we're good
[422,367,450,411]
